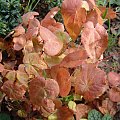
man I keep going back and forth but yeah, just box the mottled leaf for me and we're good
[61,0,87,40]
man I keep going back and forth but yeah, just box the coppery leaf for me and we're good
[56,67,71,97]
[75,62,107,101]
[1,80,26,100]
[81,21,108,62]
[61,0,87,40]
[76,104,91,120]
[13,35,26,51]
[98,6,116,19]
[60,48,88,68]
[13,25,25,37]
[29,77,59,106]
[109,87,120,102]
[98,98,117,116]
[57,106,74,120]
[22,12,39,26]
[40,26,63,56]
[107,72,120,87]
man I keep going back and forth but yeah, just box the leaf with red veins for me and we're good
[22,12,39,26]
[76,104,91,120]
[29,77,59,106]
[6,70,16,81]
[57,106,74,120]
[26,18,40,40]
[60,48,88,68]
[107,72,120,87]
[13,35,26,51]
[41,7,64,33]
[75,62,107,101]
[40,26,63,56]
[56,67,71,97]
[81,21,108,62]
[98,98,117,116]
[1,80,26,100]
[109,87,120,102]
[61,0,87,40]
[40,98,55,117]
[13,25,25,37]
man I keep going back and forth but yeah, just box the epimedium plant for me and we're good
[0,0,119,120]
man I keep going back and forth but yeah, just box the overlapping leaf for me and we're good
[75,62,107,101]
[61,0,87,40]
[1,80,26,100]
[29,77,59,106]
[40,26,63,56]
[81,21,108,61]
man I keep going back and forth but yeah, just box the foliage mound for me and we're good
[0,0,119,119]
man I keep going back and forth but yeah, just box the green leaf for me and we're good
[0,113,11,120]
[102,114,112,120]
[88,109,102,120]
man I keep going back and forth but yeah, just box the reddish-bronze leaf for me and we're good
[109,87,120,102]
[81,21,108,62]
[40,26,63,56]
[29,77,59,106]
[56,67,71,97]
[13,35,26,51]
[60,48,88,68]
[57,106,74,120]
[41,7,64,33]
[26,18,40,40]
[13,25,25,37]
[76,104,91,120]
[98,98,117,116]
[107,72,120,87]
[61,0,87,40]
[0,52,2,62]
[98,6,116,19]
[75,62,107,101]
[0,64,4,72]
[1,80,26,100]
[22,12,39,26]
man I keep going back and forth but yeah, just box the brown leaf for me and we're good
[98,6,116,19]
[57,106,74,120]
[109,87,120,102]
[56,67,71,97]
[76,104,91,120]
[13,35,26,51]
[98,98,117,116]
[13,25,25,37]
[81,21,108,62]
[40,26,63,56]
[22,12,39,26]
[75,62,107,101]
[41,7,64,33]
[60,48,88,68]
[61,0,87,40]
[0,64,4,72]
[107,72,120,87]
[29,77,59,106]
[26,18,40,40]
[1,80,26,100]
